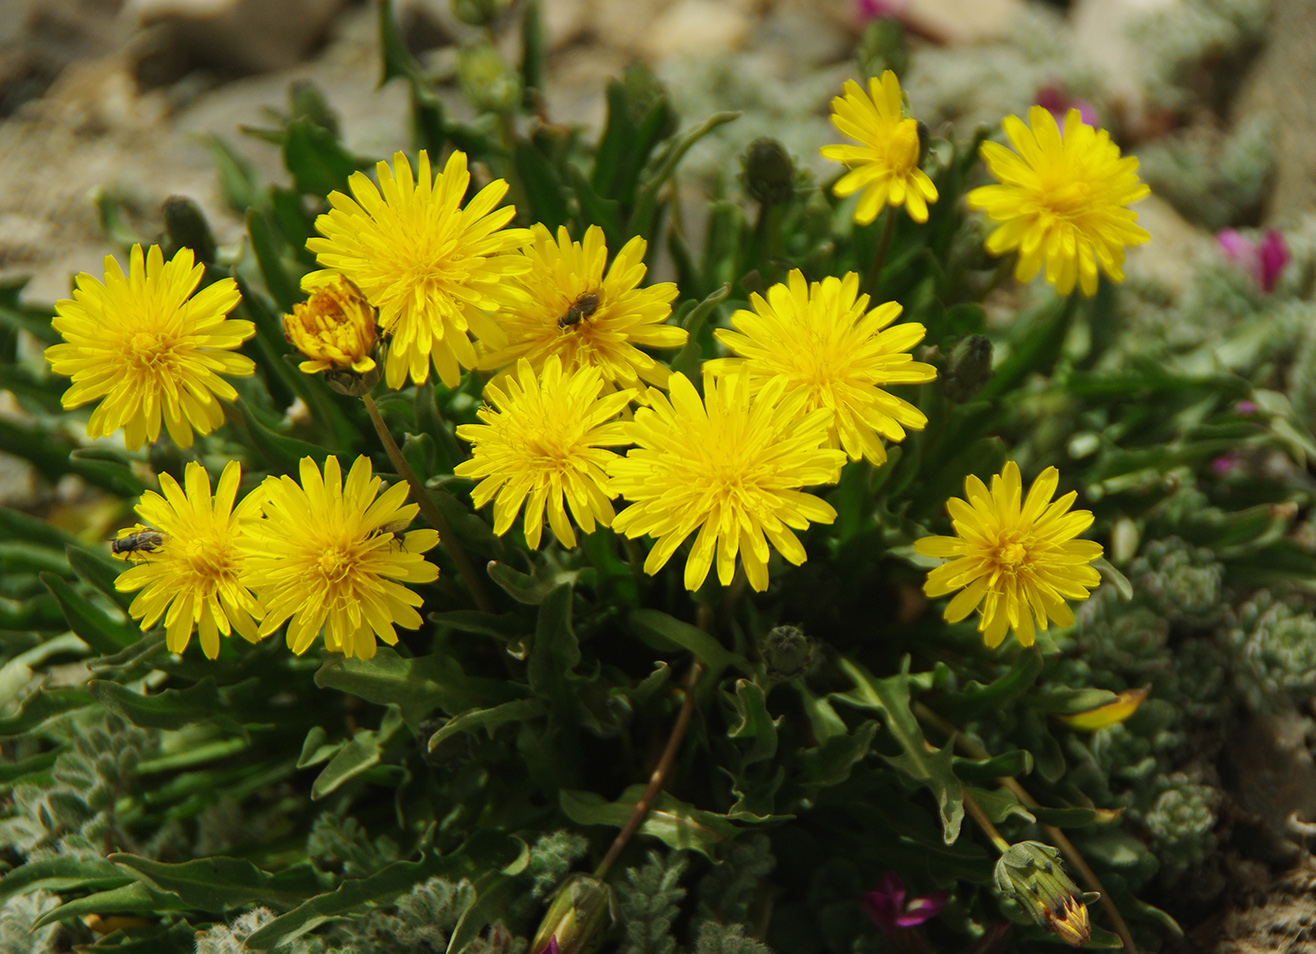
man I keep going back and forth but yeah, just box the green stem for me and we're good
[362,392,494,614]
[864,208,898,298]
[962,788,1011,854]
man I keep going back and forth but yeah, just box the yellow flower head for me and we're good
[306,150,532,389]
[114,461,264,659]
[914,461,1103,649]
[706,269,936,466]
[609,372,847,592]
[821,72,939,225]
[44,245,254,449]
[455,356,633,549]
[240,455,440,660]
[967,106,1151,296]
[283,273,378,375]
[477,224,684,392]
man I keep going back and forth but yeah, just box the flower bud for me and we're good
[993,842,1095,946]
[761,625,814,680]
[741,138,797,207]
[283,274,381,395]
[942,334,993,403]
[458,43,522,115]
[161,195,217,265]
[530,874,615,954]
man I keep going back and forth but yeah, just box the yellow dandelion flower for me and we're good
[241,455,440,660]
[821,71,939,225]
[305,150,532,389]
[967,106,1151,296]
[914,461,1103,649]
[705,269,936,466]
[609,372,847,592]
[477,224,684,392]
[454,356,633,549]
[114,461,264,659]
[44,245,254,449]
[284,273,379,375]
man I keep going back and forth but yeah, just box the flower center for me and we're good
[126,331,177,375]
[886,119,920,174]
[1040,179,1092,220]
[996,540,1028,569]
[317,546,353,584]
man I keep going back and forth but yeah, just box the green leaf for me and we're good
[312,707,404,799]
[87,631,168,675]
[486,560,554,605]
[0,856,128,903]
[200,134,261,213]
[429,610,529,641]
[87,678,248,732]
[952,749,1032,782]
[723,679,778,767]
[297,726,341,768]
[32,881,189,929]
[936,648,1043,719]
[559,785,739,859]
[109,855,325,913]
[670,283,730,379]
[834,657,965,844]
[794,719,878,792]
[41,572,138,655]
[0,748,60,785]
[0,686,93,737]
[964,786,1035,826]
[284,117,369,197]
[314,645,522,727]
[628,608,751,679]
[66,544,135,615]
[630,111,740,238]
[445,844,531,954]
[977,294,1075,403]
[1028,687,1120,715]
[428,699,546,753]
[231,399,331,472]
[244,851,465,951]
[246,207,300,313]
[514,139,569,232]
[1027,804,1099,828]
[0,542,70,576]
[528,585,580,703]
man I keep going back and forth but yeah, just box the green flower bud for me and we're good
[458,43,522,116]
[942,334,993,403]
[162,196,217,265]
[740,138,797,207]
[761,625,814,680]
[452,0,510,26]
[530,874,615,954]
[994,842,1095,946]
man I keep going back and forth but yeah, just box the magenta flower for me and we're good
[856,0,908,19]
[1035,84,1099,130]
[1210,452,1241,476]
[864,871,950,934]
[1217,228,1290,293]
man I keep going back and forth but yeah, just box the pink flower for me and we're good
[1035,84,1099,130]
[1210,452,1241,476]
[856,0,908,19]
[1217,228,1290,293]
[864,871,950,934]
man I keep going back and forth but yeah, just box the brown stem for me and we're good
[594,657,705,879]
[362,392,494,614]
[962,787,1011,853]
[914,702,1139,954]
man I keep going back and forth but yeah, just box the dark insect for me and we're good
[372,522,409,551]
[111,529,166,560]
[558,292,600,328]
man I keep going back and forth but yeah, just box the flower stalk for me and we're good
[362,391,494,614]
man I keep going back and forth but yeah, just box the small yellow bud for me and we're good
[283,274,380,394]
[994,841,1095,946]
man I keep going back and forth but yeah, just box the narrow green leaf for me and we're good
[670,284,730,379]
[246,207,300,313]
[964,786,1035,826]
[559,785,738,859]
[630,111,739,238]
[486,560,554,605]
[977,294,1075,403]
[429,699,546,753]
[87,678,249,732]
[32,881,189,929]
[935,648,1043,719]
[314,646,522,726]
[514,139,569,232]
[41,572,138,655]
[312,708,403,799]
[628,608,751,678]
[297,726,340,768]
[231,400,330,472]
[428,610,529,641]
[528,585,579,703]
[0,686,93,737]
[66,544,135,615]
[0,856,127,903]
[835,657,964,844]
[952,749,1032,782]
[200,134,261,213]
[244,851,473,951]
[110,854,325,912]
[1028,687,1120,715]
[723,679,778,767]
[284,117,369,198]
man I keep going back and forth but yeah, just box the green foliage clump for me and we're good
[1135,0,1271,112]
[1130,537,1225,626]
[1138,115,1273,230]
[1223,589,1316,710]
[1140,774,1220,884]
[0,891,63,954]
[618,852,687,954]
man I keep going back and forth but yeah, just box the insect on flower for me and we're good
[559,292,600,329]
[111,528,166,560]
